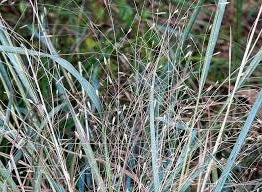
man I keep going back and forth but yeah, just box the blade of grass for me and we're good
[32,151,42,192]
[214,89,262,192]
[57,83,106,191]
[0,60,12,91]
[0,23,42,134]
[149,71,160,192]
[1,105,66,192]
[179,0,228,189]
[24,47,74,192]
[0,45,102,113]
[174,0,204,64]
[238,49,262,87]
[162,128,197,191]
[0,22,38,104]
[196,0,228,96]
[201,5,262,191]
[160,0,204,90]
[34,17,106,190]
[35,15,107,189]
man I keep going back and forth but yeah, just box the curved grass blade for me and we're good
[214,89,262,192]
[0,45,102,113]
[0,25,39,104]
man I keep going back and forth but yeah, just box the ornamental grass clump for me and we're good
[0,0,261,191]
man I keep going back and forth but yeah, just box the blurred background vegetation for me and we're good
[1,0,261,84]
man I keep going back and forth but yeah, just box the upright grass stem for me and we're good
[214,89,262,192]
[149,71,160,192]
[200,4,262,191]
[178,0,228,189]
